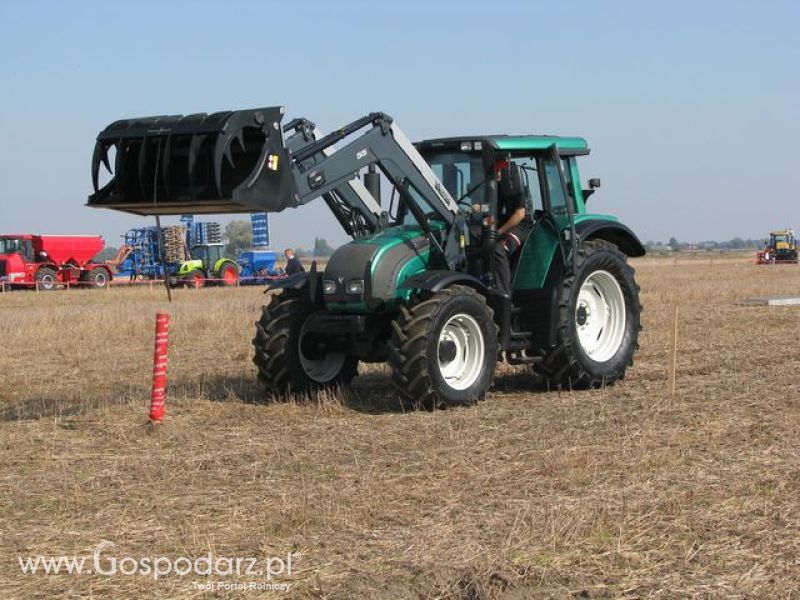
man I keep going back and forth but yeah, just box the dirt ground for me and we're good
[1,258,799,598]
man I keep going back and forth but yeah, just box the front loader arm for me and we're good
[289,113,458,226]
[283,118,382,238]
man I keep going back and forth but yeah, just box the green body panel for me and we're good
[325,224,439,314]
[493,136,588,153]
[177,257,234,277]
[213,258,232,275]
[178,259,203,275]
[513,213,620,291]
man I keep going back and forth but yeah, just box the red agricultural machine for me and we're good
[0,234,113,290]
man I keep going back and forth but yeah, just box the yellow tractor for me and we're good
[757,229,798,264]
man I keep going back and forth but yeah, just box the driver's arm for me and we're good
[498,207,526,235]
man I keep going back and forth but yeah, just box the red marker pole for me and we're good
[149,312,170,423]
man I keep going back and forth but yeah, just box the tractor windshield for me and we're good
[190,246,209,263]
[427,152,487,206]
[0,238,23,254]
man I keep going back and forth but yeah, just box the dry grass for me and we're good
[1,258,799,599]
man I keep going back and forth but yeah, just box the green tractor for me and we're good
[88,107,644,408]
[176,242,239,288]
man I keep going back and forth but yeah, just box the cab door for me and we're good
[540,144,577,274]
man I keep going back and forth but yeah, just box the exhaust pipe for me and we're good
[88,106,297,216]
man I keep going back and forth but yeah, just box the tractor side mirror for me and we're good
[588,178,601,189]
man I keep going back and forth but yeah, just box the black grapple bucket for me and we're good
[88,106,296,215]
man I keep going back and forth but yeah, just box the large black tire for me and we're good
[83,266,110,289]
[538,240,642,389]
[35,267,58,291]
[388,285,498,410]
[252,290,358,394]
[216,261,239,287]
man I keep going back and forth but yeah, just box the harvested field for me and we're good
[1,258,799,598]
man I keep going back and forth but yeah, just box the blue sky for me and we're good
[0,0,798,249]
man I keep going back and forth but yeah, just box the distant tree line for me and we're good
[645,237,766,252]
[223,220,336,258]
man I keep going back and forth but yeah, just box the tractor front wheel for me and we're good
[35,267,58,291]
[184,271,206,289]
[252,290,358,395]
[388,285,498,410]
[539,240,642,389]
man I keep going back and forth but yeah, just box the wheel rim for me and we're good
[575,270,626,362]
[298,320,346,383]
[192,275,204,288]
[437,313,485,391]
[41,274,54,289]
[94,272,107,287]
[223,269,237,285]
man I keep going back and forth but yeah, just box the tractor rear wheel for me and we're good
[217,262,239,286]
[83,267,109,289]
[388,285,498,410]
[252,290,358,394]
[35,267,58,291]
[539,240,641,389]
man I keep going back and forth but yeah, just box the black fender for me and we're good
[576,219,646,257]
[265,272,308,292]
[265,270,326,309]
[400,270,489,296]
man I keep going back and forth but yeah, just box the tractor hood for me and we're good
[88,106,296,215]
[323,225,439,311]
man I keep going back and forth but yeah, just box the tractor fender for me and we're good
[213,258,238,276]
[576,219,646,257]
[400,270,489,296]
[265,272,309,292]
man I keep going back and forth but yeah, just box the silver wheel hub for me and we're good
[576,270,626,363]
[437,313,485,391]
[298,320,346,384]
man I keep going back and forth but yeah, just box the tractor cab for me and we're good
[190,243,225,268]
[765,229,799,264]
[415,135,605,288]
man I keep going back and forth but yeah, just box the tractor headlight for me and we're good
[345,279,364,295]
[322,279,337,295]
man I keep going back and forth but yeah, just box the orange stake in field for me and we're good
[149,313,170,423]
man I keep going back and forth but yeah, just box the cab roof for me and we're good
[416,135,590,156]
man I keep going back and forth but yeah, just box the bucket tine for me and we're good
[115,138,125,188]
[137,136,149,200]
[188,133,207,198]
[234,128,246,152]
[162,135,172,198]
[91,141,102,192]
[213,131,231,197]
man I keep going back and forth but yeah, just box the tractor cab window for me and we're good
[0,238,20,254]
[207,245,223,263]
[192,245,223,264]
[541,157,569,217]
[511,158,543,215]
[427,152,487,207]
[0,238,33,260]
[397,184,445,226]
